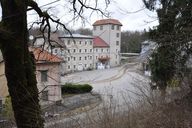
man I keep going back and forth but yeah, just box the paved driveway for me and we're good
[61,63,150,105]
[45,63,150,127]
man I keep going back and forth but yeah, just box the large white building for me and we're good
[32,19,122,74]
[92,19,122,67]
[60,34,94,72]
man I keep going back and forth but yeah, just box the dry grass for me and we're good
[45,78,192,128]
[2,78,192,128]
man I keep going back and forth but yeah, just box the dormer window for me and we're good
[116,33,120,37]
[73,40,76,45]
[117,25,120,30]
[54,49,57,53]
[111,25,115,30]
[116,41,119,45]
[67,40,70,45]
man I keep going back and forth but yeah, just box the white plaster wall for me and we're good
[0,62,8,104]
[61,38,94,72]
[93,24,122,67]
[36,63,62,102]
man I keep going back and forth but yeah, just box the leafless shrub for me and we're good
[4,73,192,128]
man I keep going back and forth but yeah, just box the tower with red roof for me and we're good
[92,19,122,67]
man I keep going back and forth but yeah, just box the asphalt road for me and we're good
[45,63,150,127]
[61,63,150,105]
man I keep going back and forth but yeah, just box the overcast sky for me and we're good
[29,0,158,31]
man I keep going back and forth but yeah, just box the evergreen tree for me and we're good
[143,0,192,93]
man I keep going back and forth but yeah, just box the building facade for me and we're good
[0,49,63,106]
[59,34,94,73]
[33,19,122,73]
[31,48,63,104]
[93,37,110,69]
[92,19,122,67]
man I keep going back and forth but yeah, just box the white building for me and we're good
[59,34,94,73]
[92,19,122,67]
[32,19,122,73]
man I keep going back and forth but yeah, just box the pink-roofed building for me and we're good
[32,18,122,72]
[93,37,110,69]
[30,48,63,104]
[0,48,63,106]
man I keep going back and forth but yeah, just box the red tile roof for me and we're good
[30,48,63,63]
[93,19,122,26]
[93,37,109,48]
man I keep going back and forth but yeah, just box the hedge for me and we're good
[62,83,93,94]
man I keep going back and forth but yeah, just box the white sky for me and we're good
[1,0,159,31]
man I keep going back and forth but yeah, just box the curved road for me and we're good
[46,63,150,127]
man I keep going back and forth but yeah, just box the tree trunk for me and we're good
[0,0,44,127]
[159,81,167,103]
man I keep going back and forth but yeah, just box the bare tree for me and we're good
[0,0,109,127]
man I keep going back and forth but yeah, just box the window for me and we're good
[73,49,76,53]
[67,40,70,45]
[107,49,109,52]
[79,41,82,45]
[79,57,81,60]
[85,56,87,60]
[68,57,70,61]
[116,55,118,59]
[85,49,87,53]
[79,49,81,53]
[54,49,58,53]
[41,70,48,82]
[42,91,48,101]
[74,57,76,61]
[90,56,92,59]
[74,65,76,69]
[68,65,70,69]
[101,49,103,52]
[61,50,64,56]
[90,41,92,45]
[96,56,98,59]
[111,25,115,30]
[100,25,103,30]
[68,49,70,53]
[90,49,92,52]
[116,41,119,45]
[94,26,96,30]
[74,40,76,45]
[96,49,98,52]
[117,25,120,30]
[116,33,119,37]
[85,64,87,68]
[85,41,87,45]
